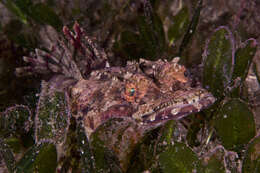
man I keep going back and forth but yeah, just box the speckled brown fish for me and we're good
[16,22,215,137]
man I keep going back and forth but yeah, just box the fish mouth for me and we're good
[134,89,216,124]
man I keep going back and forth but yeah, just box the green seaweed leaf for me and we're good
[138,13,165,60]
[168,6,189,45]
[16,144,41,173]
[1,0,29,24]
[118,31,141,60]
[127,124,162,172]
[232,39,257,81]
[3,19,37,49]
[15,143,57,173]
[214,98,255,151]
[159,142,203,173]
[0,105,32,137]
[90,118,143,172]
[186,114,204,147]
[76,122,95,172]
[230,39,257,97]
[157,120,177,145]
[203,27,234,99]
[2,0,62,30]
[0,138,16,173]
[127,120,179,172]
[203,157,226,173]
[201,148,226,173]
[35,83,70,144]
[178,0,202,56]
[33,143,57,173]
[116,4,165,61]
[5,137,23,153]
[29,3,63,30]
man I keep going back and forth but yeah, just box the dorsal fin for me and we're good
[16,22,108,82]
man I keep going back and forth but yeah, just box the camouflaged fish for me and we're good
[16,22,215,137]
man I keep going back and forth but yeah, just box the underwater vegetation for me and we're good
[0,0,260,172]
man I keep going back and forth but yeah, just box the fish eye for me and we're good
[130,88,135,96]
[184,70,189,77]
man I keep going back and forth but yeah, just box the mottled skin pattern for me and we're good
[16,22,215,137]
